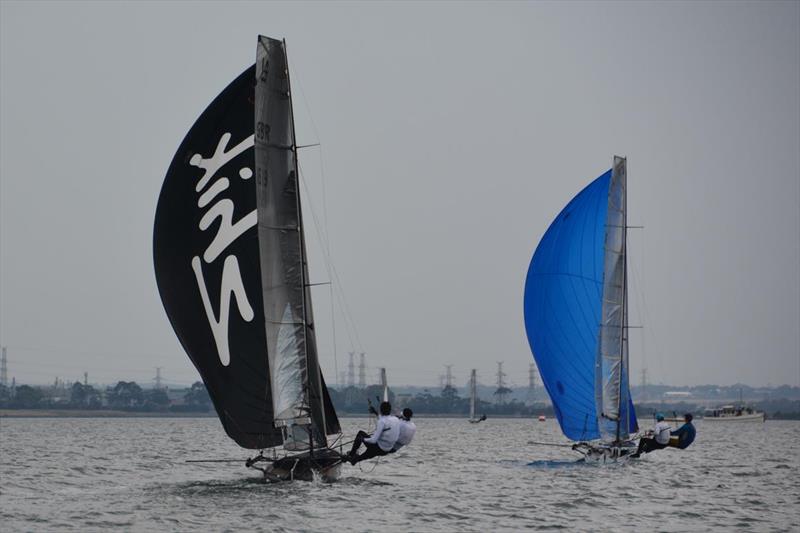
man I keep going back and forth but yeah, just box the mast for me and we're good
[284,39,328,447]
[615,156,628,443]
[255,36,334,450]
[470,369,477,420]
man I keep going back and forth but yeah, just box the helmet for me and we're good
[656,413,665,421]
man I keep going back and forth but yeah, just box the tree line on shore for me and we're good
[1,381,799,419]
[0,381,211,412]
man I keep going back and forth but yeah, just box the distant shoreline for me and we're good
[0,409,217,418]
[0,409,536,419]
[3,409,798,420]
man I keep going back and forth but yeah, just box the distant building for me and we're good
[664,391,692,398]
[393,393,413,408]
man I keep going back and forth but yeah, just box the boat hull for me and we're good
[248,448,344,482]
[572,441,638,463]
[702,412,765,422]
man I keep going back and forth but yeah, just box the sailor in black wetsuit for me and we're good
[670,413,696,449]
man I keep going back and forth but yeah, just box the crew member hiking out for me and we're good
[632,413,671,458]
[346,401,399,465]
[390,408,416,453]
[669,413,696,449]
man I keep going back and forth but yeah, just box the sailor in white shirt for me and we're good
[633,413,672,457]
[654,418,672,445]
[346,401,400,464]
[390,408,417,453]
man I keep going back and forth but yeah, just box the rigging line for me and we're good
[297,166,361,359]
[291,69,362,360]
[288,62,334,283]
[296,164,364,354]
[296,163,347,347]
[358,455,381,473]
[317,249,364,353]
[627,250,665,378]
[328,262,364,352]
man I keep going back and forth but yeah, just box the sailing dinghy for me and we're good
[154,36,344,481]
[523,157,639,461]
[468,369,485,423]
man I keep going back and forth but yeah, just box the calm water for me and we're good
[1,416,798,531]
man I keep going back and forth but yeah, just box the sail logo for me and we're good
[189,132,257,366]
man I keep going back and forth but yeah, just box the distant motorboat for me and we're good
[537,415,546,422]
[703,405,765,422]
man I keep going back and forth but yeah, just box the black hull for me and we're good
[248,448,344,482]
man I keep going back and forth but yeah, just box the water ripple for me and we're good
[1,417,798,531]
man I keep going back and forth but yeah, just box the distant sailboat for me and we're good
[380,367,389,402]
[468,369,485,423]
[523,157,639,460]
[154,36,343,481]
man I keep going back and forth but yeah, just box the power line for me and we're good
[494,361,510,404]
[1,346,7,387]
[444,365,453,390]
[527,363,537,404]
[358,353,366,388]
[347,351,355,387]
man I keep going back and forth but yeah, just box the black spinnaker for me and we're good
[154,38,339,456]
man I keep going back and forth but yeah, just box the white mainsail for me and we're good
[596,156,631,441]
[469,369,477,421]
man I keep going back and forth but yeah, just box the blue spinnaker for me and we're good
[524,169,637,441]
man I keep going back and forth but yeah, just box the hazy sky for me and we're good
[1,1,798,389]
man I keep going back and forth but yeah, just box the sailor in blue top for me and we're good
[670,413,696,449]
